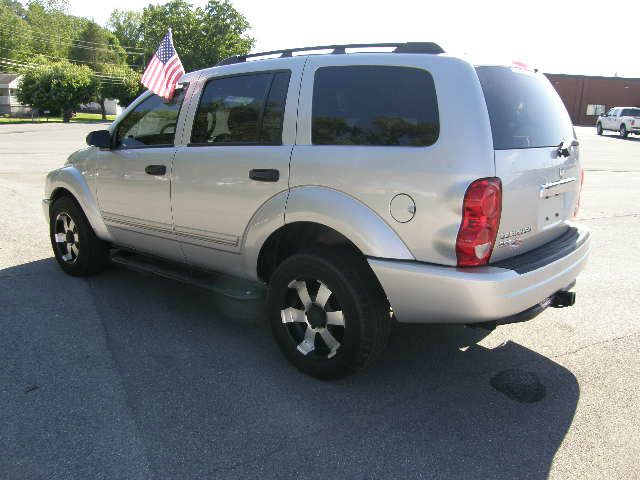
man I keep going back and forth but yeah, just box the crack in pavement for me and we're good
[83,276,157,480]
[584,168,640,173]
[580,213,639,221]
[550,331,640,362]
[213,329,640,475]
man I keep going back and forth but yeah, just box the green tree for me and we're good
[69,21,129,118]
[98,64,143,111]
[1,0,27,17]
[17,61,97,122]
[0,1,33,63]
[107,9,143,51]
[200,0,253,62]
[133,0,253,72]
[25,0,88,60]
[70,21,127,67]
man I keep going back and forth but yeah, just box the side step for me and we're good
[110,250,266,301]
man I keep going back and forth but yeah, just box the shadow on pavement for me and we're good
[1,258,579,480]
[603,133,640,142]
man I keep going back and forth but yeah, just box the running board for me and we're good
[110,250,265,301]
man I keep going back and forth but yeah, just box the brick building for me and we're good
[546,73,640,126]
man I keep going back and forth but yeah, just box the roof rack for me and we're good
[215,42,445,66]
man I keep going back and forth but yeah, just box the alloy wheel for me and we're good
[54,212,80,264]
[280,279,346,359]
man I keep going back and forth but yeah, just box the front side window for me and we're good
[312,65,439,147]
[191,71,291,145]
[115,90,185,148]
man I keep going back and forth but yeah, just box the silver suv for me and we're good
[44,42,591,378]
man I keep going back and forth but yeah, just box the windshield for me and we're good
[476,66,574,150]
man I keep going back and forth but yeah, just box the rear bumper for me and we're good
[369,224,591,324]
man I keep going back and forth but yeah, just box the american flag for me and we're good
[141,29,185,100]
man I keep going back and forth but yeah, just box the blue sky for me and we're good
[69,0,638,78]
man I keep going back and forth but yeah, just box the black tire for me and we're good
[267,250,391,379]
[49,196,109,276]
[596,123,603,135]
[620,124,628,138]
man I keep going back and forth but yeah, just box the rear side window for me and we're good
[191,71,290,145]
[622,108,640,117]
[312,66,439,147]
[476,66,574,150]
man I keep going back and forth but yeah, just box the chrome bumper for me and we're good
[369,225,591,324]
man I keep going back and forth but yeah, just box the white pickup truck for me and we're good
[596,107,640,138]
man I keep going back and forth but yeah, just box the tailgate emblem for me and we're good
[498,226,532,248]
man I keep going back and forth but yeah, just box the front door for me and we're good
[603,108,617,130]
[95,91,186,261]
[172,62,303,275]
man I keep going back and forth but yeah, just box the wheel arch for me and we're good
[245,186,414,282]
[45,166,113,242]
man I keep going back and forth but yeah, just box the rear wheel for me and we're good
[620,124,628,138]
[50,196,109,276]
[267,250,390,379]
[596,123,603,135]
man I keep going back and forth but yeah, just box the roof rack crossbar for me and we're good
[215,42,445,66]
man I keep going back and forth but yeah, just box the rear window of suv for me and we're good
[312,66,439,147]
[476,66,574,150]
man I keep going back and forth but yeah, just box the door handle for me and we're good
[145,165,166,175]
[249,169,279,182]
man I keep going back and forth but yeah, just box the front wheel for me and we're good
[620,124,628,138]
[596,123,603,135]
[267,250,391,379]
[49,196,109,276]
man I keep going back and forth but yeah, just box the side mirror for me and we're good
[86,130,112,148]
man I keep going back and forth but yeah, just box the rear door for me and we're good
[602,108,613,130]
[610,108,621,130]
[476,66,581,262]
[171,61,302,275]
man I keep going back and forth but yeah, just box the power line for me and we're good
[0,57,135,83]
[0,21,146,55]
[0,46,142,70]
[0,18,146,53]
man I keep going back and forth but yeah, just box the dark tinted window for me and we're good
[260,72,291,143]
[476,66,574,150]
[622,108,640,117]
[312,66,439,147]
[115,90,185,147]
[191,71,290,145]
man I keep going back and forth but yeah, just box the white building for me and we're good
[0,73,30,115]
[1,73,123,117]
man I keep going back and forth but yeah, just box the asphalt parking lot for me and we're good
[1,123,639,479]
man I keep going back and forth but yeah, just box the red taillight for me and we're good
[456,178,502,267]
[574,168,584,217]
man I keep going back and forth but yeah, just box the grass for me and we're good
[0,112,116,124]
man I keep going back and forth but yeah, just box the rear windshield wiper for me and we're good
[556,139,578,157]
